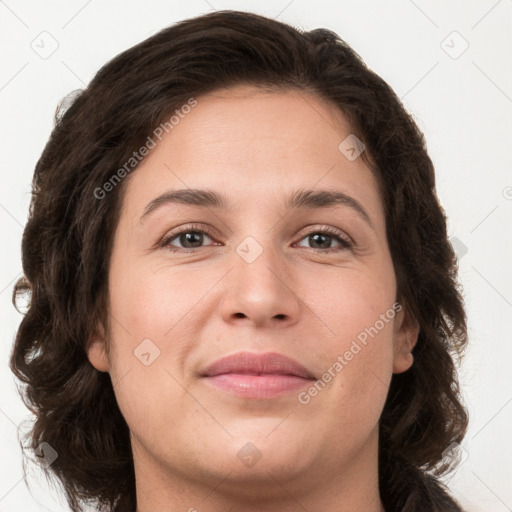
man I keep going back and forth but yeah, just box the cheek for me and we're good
[299,262,397,342]
[104,266,195,446]
[108,261,212,351]
[297,264,397,407]
[105,262,224,420]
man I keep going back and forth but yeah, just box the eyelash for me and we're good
[158,223,353,253]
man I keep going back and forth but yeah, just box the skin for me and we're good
[88,85,418,512]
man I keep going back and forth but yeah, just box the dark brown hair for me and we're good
[10,10,468,512]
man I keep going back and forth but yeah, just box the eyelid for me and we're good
[157,223,221,249]
[296,224,353,247]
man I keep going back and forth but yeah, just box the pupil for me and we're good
[181,232,203,248]
[311,233,330,249]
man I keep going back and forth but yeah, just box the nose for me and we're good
[220,239,301,329]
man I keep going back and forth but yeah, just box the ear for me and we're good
[86,325,110,372]
[392,306,419,374]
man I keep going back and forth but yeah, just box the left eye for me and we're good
[295,231,352,251]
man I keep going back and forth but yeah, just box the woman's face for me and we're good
[88,85,416,499]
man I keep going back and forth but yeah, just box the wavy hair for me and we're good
[10,10,468,512]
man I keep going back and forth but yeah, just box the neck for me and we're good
[133,428,383,512]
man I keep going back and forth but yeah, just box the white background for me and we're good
[1,1,511,511]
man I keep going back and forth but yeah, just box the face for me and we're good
[88,85,417,499]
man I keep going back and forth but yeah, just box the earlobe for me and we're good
[392,309,420,374]
[392,350,414,374]
[87,336,110,372]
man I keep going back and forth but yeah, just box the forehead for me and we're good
[119,86,383,225]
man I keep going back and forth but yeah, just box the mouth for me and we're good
[200,351,316,399]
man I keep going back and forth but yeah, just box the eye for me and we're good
[295,227,352,252]
[159,224,220,252]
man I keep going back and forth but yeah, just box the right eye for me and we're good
[159,224,221,252]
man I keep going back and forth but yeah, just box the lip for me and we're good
[200,351,316,399]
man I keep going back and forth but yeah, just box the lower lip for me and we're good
[203,374,314,399]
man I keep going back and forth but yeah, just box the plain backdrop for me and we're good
[1,1,511,511]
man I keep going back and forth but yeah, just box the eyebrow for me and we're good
[140,188,374,229]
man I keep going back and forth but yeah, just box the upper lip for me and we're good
[201,351,315,379]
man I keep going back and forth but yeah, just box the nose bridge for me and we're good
[233,231,288,295]
[220,230,300,327]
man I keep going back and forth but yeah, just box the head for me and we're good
[11,10,468,512]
